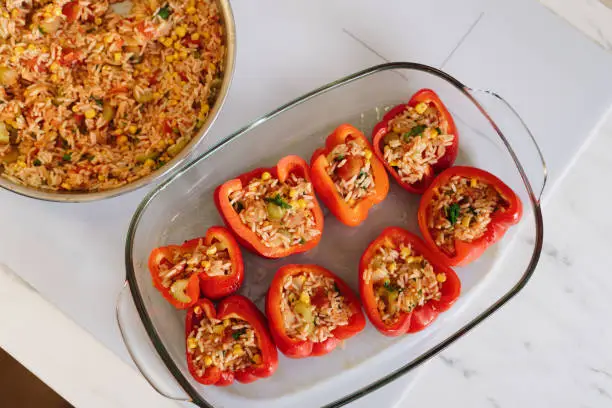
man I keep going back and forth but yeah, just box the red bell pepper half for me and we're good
[185,296,278,386]
[266,264,366,358]
[148,226,244,308]
[418,166,523,267]
[215,155,325,259]
[359,227,461,336]
[310,124,389,226]
[372,89,459,194]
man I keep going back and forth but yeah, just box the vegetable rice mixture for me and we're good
[427,175,508,256]
[158,239,232,302]
[364,241,445,324]
[280,271,354,343]
[326,135,375,205]
[0,0,224,191]
[229,172,321,249]
[382,102,454,184]
[187,309,262,375]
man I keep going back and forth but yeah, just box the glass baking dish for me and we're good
[118,62,545,408]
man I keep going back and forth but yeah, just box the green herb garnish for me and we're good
[403,125,426,140]
[157,5,172,20]
[358,170,366,179]
[232,329,246,340]
[334,154,345,162]
[435,127,442,135]
[264,194,292,209]
[33,159,42,166]
[299,237,306,244]
[468,206,477,216]
[446,203,460,225]
[62,153,72,162]
[233,201,245,213]
[92,97,104,107]
[38,26,45,35]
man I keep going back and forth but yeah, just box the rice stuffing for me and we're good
[157,238,232,301]
[326,135,375,206]
[229,171,321,248]
[427,175,508,256]
[363,241,445,324]
[187,310,262,376]
[382,102,454,184]
[0,0,225,191]
[280,271,354,343]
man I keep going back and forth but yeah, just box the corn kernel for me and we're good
[98,175,105,181]
[429,127,439,137]
[27,44,36,51]
[175,26,187,38]
[208,62,215,72]
[15,46,25,55]
[252,354,262,364]
[50,74,58,82]
[204,356,213,366]
[389,161,400,167]
[61,182,71,190]
[144,158,155,167]
[233,345,244,356]
[49,62,59,72]
[153,92,162,100]
[11,9,19,19]
[104,34,114,44]
[203,31,211,40]
[388,262,397,273]
[470,178,478,188]
[206,245,217,256]
[165,54,174,63]
[186,6,197,15]
[179,50,188,60]
[171,33,177,41]
[436,273,447,283]
[71,105,79,113]
[364,150,372,160]
[190,32,200,41]
[261,171,271,181]
[173,41,182,51]
[84,109,96,119]
[415,102,428,115]
[299,291,310,304]
[461,215,472,228]
[187,337,197,349]
[200,104,210,114]
[128,125,138,134]
[94,17,102,25]
[212,324,224,334]
[193,306,202,315]
[113,52,121,63]
[223,319,231,328]
[400,246,411,259]
[289,189,298,199]
[200,260,211,269]
[297,199,307,209]
[172,52,179,61]
[17,160,26,168]
[405,256,424,264]
[117,135,128,144]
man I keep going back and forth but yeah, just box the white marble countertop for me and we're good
[1,1,612,407]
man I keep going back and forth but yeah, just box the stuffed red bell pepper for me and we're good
[215,155,324,259]
[418,166,523,266]
[266,264,365,358]
[372,89,459,194]
[148,226,244,308]
[185,296,278,386]
[310,124,389,226]
[359,227,461,336]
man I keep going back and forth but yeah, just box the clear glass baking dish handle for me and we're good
[466,88,547,203]
[116,282,190,402]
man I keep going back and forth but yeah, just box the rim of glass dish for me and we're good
[124,62,544,408]
[0,0,236,203]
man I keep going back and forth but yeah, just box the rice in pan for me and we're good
[0,0,225,191]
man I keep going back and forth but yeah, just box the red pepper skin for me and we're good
[359,227,461,336]
[185,296,278,386]
[372,89,459,194]
[148,226,244,308]
[418,166,523,267]
[266,264,366,358]
[215,155,325,259]
[310,124,389,227]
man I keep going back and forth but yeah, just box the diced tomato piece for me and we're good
[62,1,79,23]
